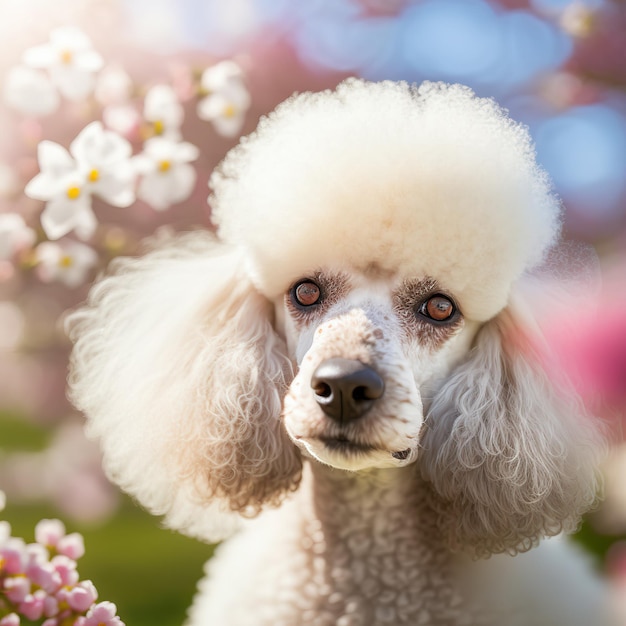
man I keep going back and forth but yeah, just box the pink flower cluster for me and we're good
[0,517,124,626]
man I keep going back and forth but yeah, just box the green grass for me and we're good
[0,412,52,451]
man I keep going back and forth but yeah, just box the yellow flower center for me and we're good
[158,160,171,173]
[60,49,73,64]
[58,255,74,268]
[223,103,237,118]
[153,120,164,135]
[88,169,100,182]
[66,186,81,200]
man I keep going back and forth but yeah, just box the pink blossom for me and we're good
[43,593,59,617]
[51,554,79,586]
[0,613,20,626]
[25,542,49,566]
[66,579,98,612]
[42,619,58,626]
[35,519,66,549]
[4,575,31,603]
[27,560,62,593]
[83,601,124,626]
[1,538,27,574]
[57,532,85,560]
[18,589,46,620]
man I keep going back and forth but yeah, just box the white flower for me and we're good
[0,214,36,260]
[94,65,133,106]
[35,240,98,287]
[103,104,141,137]
[134,137,198,211]
[3,66,60,117]
[200,60,244,94]
[197,79,250,138]
[143,85,183,140]
[23,26,103,101]
[25,122,135,240]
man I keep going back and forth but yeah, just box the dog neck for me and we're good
[289,459,468,624]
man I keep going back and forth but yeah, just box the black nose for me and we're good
[311,358,385,423]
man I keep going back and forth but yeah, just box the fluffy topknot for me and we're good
[210,79,561,321]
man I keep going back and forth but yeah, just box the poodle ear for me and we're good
[67,231,302,542]
[420,289,604,557]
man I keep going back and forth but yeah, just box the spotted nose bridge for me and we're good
[311,357,385,423]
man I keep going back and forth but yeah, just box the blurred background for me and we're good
[0,0,624,624]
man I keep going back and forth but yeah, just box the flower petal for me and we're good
[38,140,75,174]
[50,66,96,101]
[102,104,140,137]
[74,204,98,240]
[173,142,199,163]
[25,173,59,201]
[71,122,132,169]
[137,171,174,211]
[96,67,133,106]
[92,169,136,208]
[144,85,183,129]
[74,49,104,73]
[40,195,91,240]
[3,66,59,117]
[200,60,243,93]
[22,44,56,69]
[169,163,196,205]
[50,26,92,52]
[212,113,246,138]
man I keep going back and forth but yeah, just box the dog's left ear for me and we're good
[67,231,302,543]
[420,289,605,557]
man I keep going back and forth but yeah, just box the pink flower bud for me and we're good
[27,561,62,594]
[1,539,27,575]
[42,620,58,626]
[0,613,20,626]
[67,580,98,613]
[43,593,59,618]
[51,555,79,587]
[26,542,49,566]
[57,533,85,560]
[83,601,123,626]
[4,575,31,603]
[35,520,66,549]
[19,590,46,621]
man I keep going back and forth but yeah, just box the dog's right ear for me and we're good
[67,231,302,542]
[420,291,604,557]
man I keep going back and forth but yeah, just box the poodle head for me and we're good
[68,80,602,554]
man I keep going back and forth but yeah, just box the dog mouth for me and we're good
[318,435,376,454]
[317,436,411,461]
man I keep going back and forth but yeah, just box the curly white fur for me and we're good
[421,296,603,557]
[67,80,613,625]
[211,79,560,320]
[68,232,301,542]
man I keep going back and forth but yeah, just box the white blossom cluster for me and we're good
[1,27,251,289]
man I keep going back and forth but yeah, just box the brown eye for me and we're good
[293,281,321,307]
[418,295,456,322]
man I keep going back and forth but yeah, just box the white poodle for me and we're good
[68,80,614,625]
